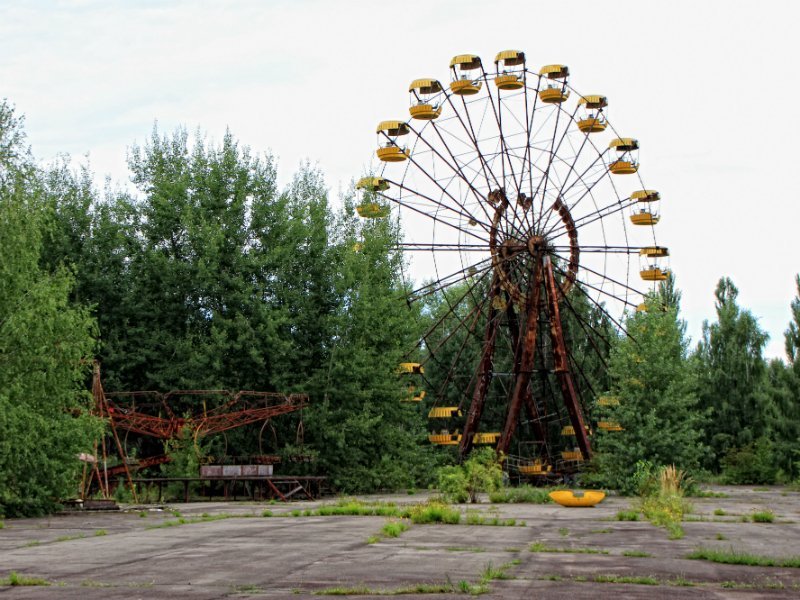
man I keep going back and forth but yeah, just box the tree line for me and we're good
[1,98,798,515]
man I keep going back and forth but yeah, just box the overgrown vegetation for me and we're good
[488,486,554,504]
[0,572,52,586]
[437,448,503,504]
[3,92,800,516]
[688,547,800,568]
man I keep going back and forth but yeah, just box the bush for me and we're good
[407,502,461,524]
[436,448,503,504]
[721,438,779,485]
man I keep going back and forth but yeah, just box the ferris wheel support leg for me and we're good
[459,277,501,460]
[543,257,593,461]
[505,298,548,445]
[497,263,543,456]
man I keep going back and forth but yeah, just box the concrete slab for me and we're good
[0,486,798,598]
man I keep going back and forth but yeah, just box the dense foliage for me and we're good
[589,277,706,493]
[0,102,99,516]
[2,95,800,515]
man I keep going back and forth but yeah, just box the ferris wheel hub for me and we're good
[527,235,547,255]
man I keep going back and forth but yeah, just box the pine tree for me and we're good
[592,279,706,493]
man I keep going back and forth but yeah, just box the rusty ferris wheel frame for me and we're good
[357,51,667,473]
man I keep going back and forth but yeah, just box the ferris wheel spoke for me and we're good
[531,102,580,231]
[568,258,647,298]
[550,267,634,343]
[377,184,491,244]
[550,245,641,254]
[406,250,511,304]
[542,163,620,240]
[483,72,534,237]
[405,124,497,227]
[548,197,636,240]
[543,149,613,228]
[556,286,614,358]
[537,134,607,235]
[399,243,487,252]
[551,261,640,309]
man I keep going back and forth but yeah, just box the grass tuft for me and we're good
[1,572,51,586]
[616,509,639,521]
[488,486,554,504]
[593,574,658,585]
[380,521,409,538]
[752,510,775,523]
[688,547,800,568]
[529,541,609,554]
[622,549,652,557]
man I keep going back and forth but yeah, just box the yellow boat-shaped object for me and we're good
[549,490,606,507]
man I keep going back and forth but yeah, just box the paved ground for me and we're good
[1,486,799,598]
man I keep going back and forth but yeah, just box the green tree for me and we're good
[591,280,706,493]
[302,185,437,491]
[0,101,98,516]
[695,277,772,471]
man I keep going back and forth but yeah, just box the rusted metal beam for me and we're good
[543,256,592,460]
[497,261,543,455]
[505,294,547,446]
[459,275,501,459]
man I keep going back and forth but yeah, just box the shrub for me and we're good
[721,438,778,485]
[752,510,775,523]
[407,502,461,524]
[616,510,639,521]
[436,448,503,504]
[380,521,409,538]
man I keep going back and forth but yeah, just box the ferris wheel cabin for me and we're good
[449,54,483,95]
[639,245,670,281]
[355,177,390,218]
[630,189,661,225]
[538,64,570,103]
[577,95,608,133]
[376,120,410,163]
[494,50,526,90]
[609,137,639,174]
[409,79,443,120]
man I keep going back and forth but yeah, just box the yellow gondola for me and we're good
[428,406,462,418]
[630,189,660,225]
[560,424,590,436]
[630,210,659,225]
[494,50,525,90]
[356,203,390,219]
[409,78,443,120]
[538,64,570,103]
[355,177,391,218]
[376,121,410,162]
[449,54,483,95]
[597,395,620,406]
[519,461,552,475]
[401,385,426,403]
[428,432,461,445]
[561,450,583,461]
[636,302,648,312]
[577,95,608,132]
[397,362,424,375]
[598,421,624,432]
[640,246,669,258]
[640,266,669,281]
[609,138,639,174]
[473,432,500,445]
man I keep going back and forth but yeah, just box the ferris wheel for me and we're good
[356,50,668,474]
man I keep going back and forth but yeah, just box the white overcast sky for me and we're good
[2,0,799,359]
